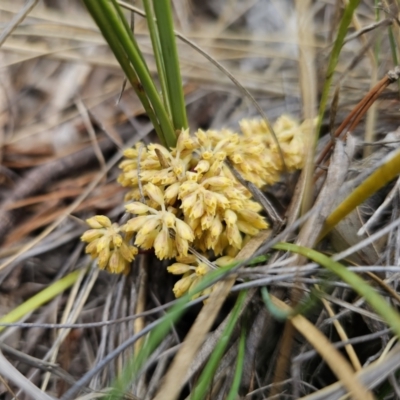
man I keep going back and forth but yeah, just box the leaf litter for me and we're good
[1,1,400,399]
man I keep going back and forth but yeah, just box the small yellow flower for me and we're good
[172,273,196,298]
[167,254,237,299]
[108,251,124,274]
[123,184,194,259]
[145,182,165,206]
[167,263,194,275]
[195,263,210,276]
[154,228,173,259]
[81,216,138,274]
[117,143,146,188]
[86,215,112,229]
[125,202,150,215]
[214,255,235,267]
[168,256,214,298]
[164,182,180,205]
[80,229,103,243]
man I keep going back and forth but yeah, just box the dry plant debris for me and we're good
[2,1,400,400]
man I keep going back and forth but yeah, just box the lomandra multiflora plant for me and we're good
[81,116,313,298]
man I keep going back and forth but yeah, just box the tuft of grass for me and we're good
[82,0,188,148]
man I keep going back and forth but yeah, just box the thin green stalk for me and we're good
[226,325,246,400]
[84,0,176,148]
[152,0,188,131]
[82,0,167,146]
[261,285,321,321]
[387,25,400,93]
[261,286,290,321]
[273,242,400,338]
[317,0,361,135]
[191,290,247,400]
[110,0,149,73]
[99,0,176,148]
[374,0,381,63]
[142,0,172,116]
[0,270,81,333]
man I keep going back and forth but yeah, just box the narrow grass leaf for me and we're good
[387,24,400,94]
[317,0,361,134]
[226,325,246,400]
[270,295,373,400]
[273,242,400,337]
[0,270,81,333]
[152,235,271,400]
[83,0,176,148]
[261,287,291,321]
[320,147,400,238]
[110,0,149,72]
[261,285,321,321]
[82,0,167,146]
[142,0,171,115]
[152,0,188,131]
[191,290,247,400]
[99,0,176,148]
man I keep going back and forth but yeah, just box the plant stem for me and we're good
[152,0,188,132]
[142,0,172,116]
[82,0,167,146]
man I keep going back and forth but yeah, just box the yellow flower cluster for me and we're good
[81,115,310,293]
[81,216,138,275]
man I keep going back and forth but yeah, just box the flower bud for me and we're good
[81,229,103,243]
[224,209,237,225]
[125,202,150,215]
[164,182,180,205]
[195,160,210,174]
[215,256,235,267]
[108,251,125,274]
[144,183,164,206]
[86,215,111,229]
[175,219,194,241]
[98,246,111,269]
[112,234,123,248]
[163,212,176,229]
[173,275,195,298]
[167,263,192,275]
[123,216,149,232]
[154,229,171,260]
[195,263,209,276]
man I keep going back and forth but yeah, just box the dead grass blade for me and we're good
[0,0,39,47]
[0,350,54,400]
[3,183,122,245]
[319,291,362,371]
[0,133,139,271]
[270,295,374,400]
[320,145,400,239]
[301,345,400,400]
